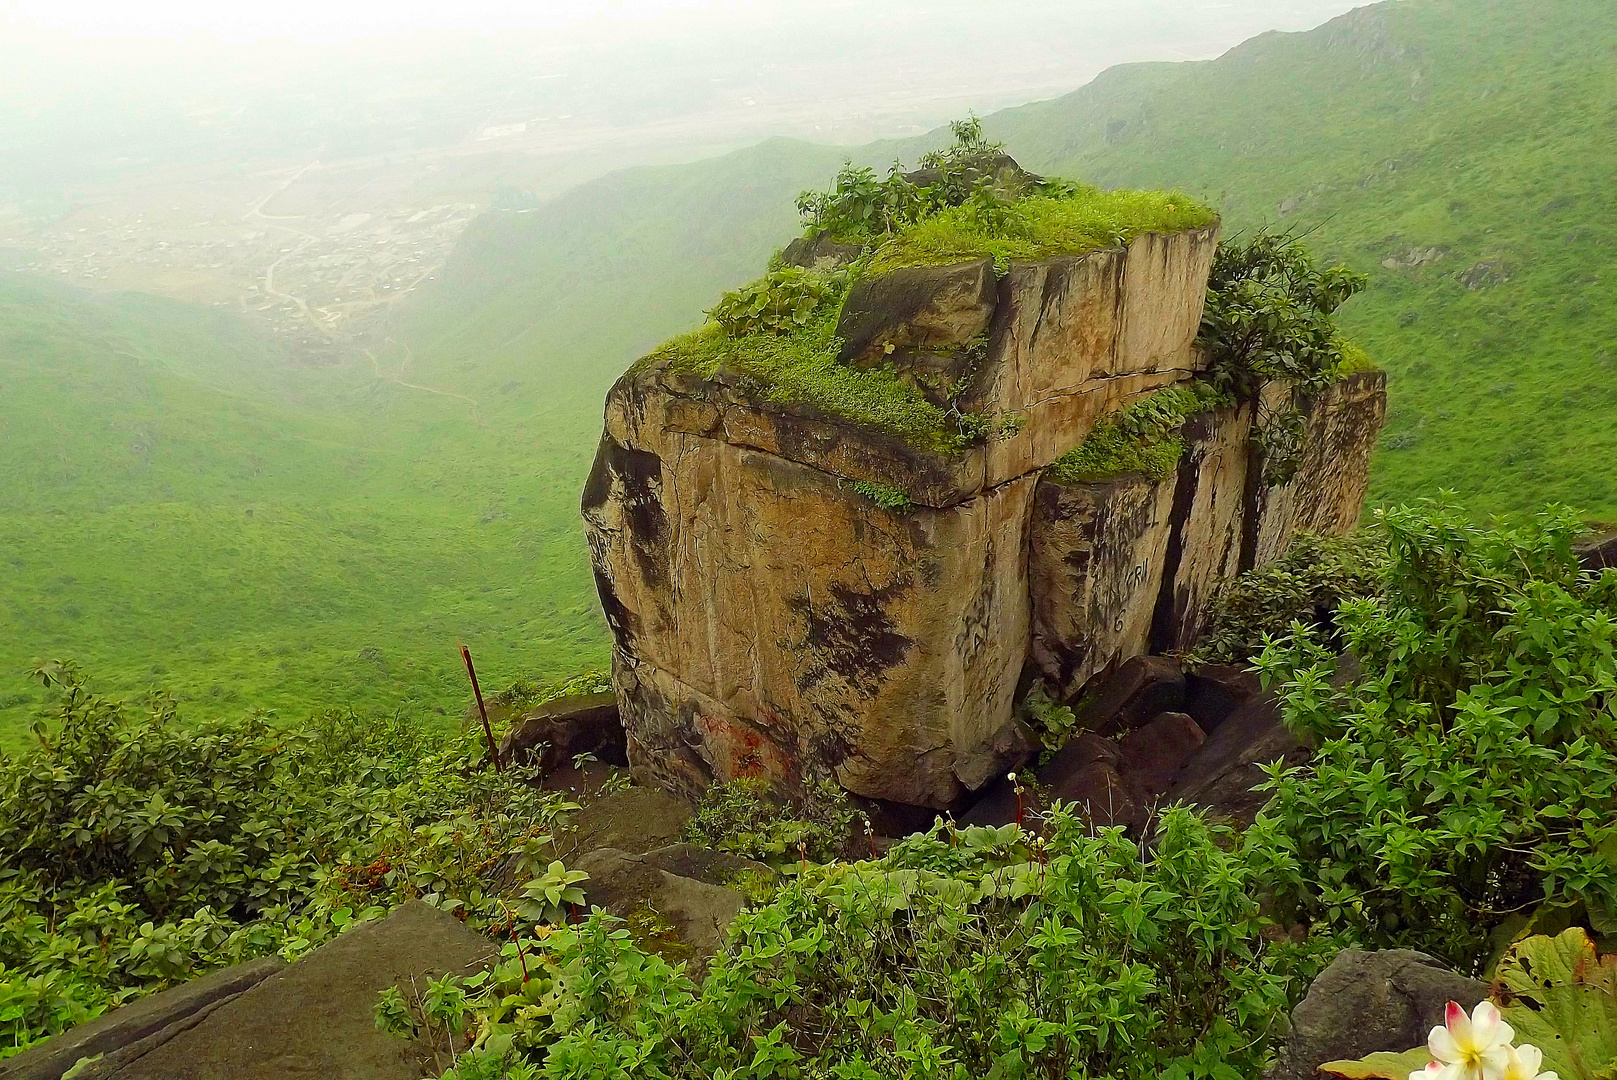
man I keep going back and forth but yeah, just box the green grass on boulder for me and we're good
[867,187,1216,275]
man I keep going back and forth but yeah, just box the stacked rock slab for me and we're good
[584,221,1385,809]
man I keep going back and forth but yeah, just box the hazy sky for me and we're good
[6,0,1364,45]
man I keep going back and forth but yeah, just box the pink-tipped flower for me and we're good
[1501,1044,1558,1080]
[1429,1001,1514,1080]
[1411,1060,1459,1080]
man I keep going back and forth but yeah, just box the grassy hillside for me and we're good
[0,277,608,749]
[988,0,1617,518]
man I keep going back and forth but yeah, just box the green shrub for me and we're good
[849,481,914,512]
[1250,502,1617,971]
[0,664,576,1057]
[710,268,847,339]
[682,777,855,866]
[1188,530,1389,667]
[1198,232,1370,485]
[429,807,1327,1080]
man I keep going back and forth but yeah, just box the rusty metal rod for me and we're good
[460,643,502,772]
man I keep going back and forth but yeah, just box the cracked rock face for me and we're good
[583,222,1385,809]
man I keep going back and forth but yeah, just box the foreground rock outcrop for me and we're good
[585,209,1385,809]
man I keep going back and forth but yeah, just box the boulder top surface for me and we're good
[617,143,1217,461]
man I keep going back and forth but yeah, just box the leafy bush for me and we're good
[0,664,576,1057]
[710,268,848,339]
[795,117,1007,242]
[1050,384,1223,485]
[1251,502,1617,971]
[1198,232,1369,484]
[849,481,914,512]
[682,777,856,866]
[1189,530,1389,666]
[429,807,1326,1080]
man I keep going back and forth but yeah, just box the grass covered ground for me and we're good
[0,277,609,750]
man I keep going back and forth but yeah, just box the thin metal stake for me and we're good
[460,643,502,772]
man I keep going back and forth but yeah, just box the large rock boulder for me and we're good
[585,204,1384,809]
[1267,949,1487,1080]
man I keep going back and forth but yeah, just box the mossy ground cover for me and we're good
[867,187,1215,275]
[643,292,963,453]
[645,178,1211,452]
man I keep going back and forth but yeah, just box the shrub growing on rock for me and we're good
[1251,502,1617,971]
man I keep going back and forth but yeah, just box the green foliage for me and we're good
[1189,530,1390,667]
[0,274,611,752]
[849,481,914,512]
[1251,502,1617,971]
[682,778,855,866]
[1197,232,1369,485]
[0,663,579,1056]
[1049,385,1221,485]
[867,187,1216,277]
[795,116,1009,243]
[710,268,847,339]
[1019,686,1079,758]
[646,301,989,455]
[1495,928,1617,1079]
[431,807,1327,1080]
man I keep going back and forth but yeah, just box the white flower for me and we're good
[1429,1001,1514,1080]
[1411,1059,1460,1080]
[1501,1044,1558,1080]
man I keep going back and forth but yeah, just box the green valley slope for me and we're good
[0,277,608,748]
[989,0,1617,517]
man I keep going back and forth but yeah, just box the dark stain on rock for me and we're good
[590,561,638,646]
[586,434,671,591]
[789,582,915,695]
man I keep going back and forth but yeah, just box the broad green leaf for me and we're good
[1496,929,1617,1080]
[1319,1047,1433,1079]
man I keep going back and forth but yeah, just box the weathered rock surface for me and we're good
[1118,711,1206,801]
[1266,949,1487,1080]
[89,901,496,1080]
[1166,693,1306,826]
[574,844,769,972]
[837,258,997,364]
[556,786,694,859]
[1246,372,1391,571]
[1075,655,1187,735]
[586,204,1384,809]
[0,959,283,1080]
[1030,473,1177,698]
[779,233,864,271]
[499,690,627,774]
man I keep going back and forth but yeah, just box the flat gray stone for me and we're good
[0,958,283,1080]
[98,901,496,1080]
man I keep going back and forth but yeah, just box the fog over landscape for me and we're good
[2,0,1361,353]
